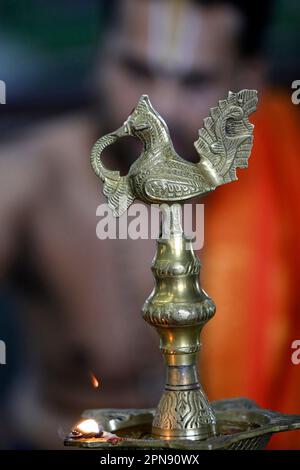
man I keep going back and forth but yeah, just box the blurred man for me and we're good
[1,0,299,449]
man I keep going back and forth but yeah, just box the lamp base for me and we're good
[64,398,300,450]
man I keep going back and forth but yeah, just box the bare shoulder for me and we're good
[1,112,92,163]
[0,112,93,196]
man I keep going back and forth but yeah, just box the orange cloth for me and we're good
[200,89,300,449]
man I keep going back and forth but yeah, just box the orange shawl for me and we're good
[200,89,300,449]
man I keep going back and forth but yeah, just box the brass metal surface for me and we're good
[143,204,216,439]
[64,398,300,450]
[90,91,258,441]
[89,92,260,440]
[91,90,257,216]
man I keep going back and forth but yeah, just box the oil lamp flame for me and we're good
[75,419,100,435]
[68,418,121,442]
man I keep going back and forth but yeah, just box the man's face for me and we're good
[100,0,262,161]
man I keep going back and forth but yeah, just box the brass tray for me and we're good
[64,398,300,450]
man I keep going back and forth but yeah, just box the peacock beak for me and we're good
[113,121,130,138]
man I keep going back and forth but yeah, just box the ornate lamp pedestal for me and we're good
[143,204,216,440]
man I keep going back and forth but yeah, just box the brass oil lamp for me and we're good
[65,91,300,449]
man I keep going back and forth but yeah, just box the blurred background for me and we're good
[0,0,299,450]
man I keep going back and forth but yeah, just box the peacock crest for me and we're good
[126,95,171,148]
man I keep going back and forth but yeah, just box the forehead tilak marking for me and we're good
[147,0,200,73]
